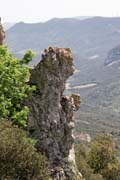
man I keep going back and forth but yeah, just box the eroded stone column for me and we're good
[28,47,80,180]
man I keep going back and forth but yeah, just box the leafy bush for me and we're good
[87,134,120,180]
[101,162,120,180]
[0,121,50,180]
[75,143,104,180]
[87,134,116,173]
[0,46,35,127]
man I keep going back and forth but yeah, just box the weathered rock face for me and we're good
[28,47,80,180]
[0,18,5,45]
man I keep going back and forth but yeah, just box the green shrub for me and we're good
[87,134,120,180]
[0,46,35,127]
[87,134,116,173]
[0,121,50,180]
[75,143,104,180]
[101,162,120,180]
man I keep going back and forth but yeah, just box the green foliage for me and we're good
[75,134,120,180]
[87,134,116,173]
[20,50,34,64]
[75,143,104,180]
[101,162,120,180]
[60,177,84,180]
[87,134,120,180]
[75,144,91,179]
[0,121,50,180]
[0,46,35,127]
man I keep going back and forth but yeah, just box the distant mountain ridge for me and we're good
[73,16,94,20]
[5,16,120,60]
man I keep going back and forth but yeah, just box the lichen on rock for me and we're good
[28,47,80,180]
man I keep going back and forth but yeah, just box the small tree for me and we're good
[0,46,35,127]
[75,143,104,180]
[87,134,120,180]
[87,134,115,172]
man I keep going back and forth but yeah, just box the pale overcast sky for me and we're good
[1,0,120,23]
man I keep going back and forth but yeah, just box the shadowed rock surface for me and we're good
[0,18,5,45]
[28,47,80,180]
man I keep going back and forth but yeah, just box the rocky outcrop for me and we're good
[28,47,80,180]
[0,18,5,45]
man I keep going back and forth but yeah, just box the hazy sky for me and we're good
[1,0,120,23]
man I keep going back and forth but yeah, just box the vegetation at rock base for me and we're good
[0,121,50,180]
[75,143,104,180]
[0,46,35,127]
[88,134,120,180]
[87,134,116,172]
[75,134,120,180]
[0,46,50,180]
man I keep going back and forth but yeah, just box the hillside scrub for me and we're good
[75,134,120,180]
[87,134,120,180]
[0,46,50,179]
[0,121,50,180]
[75,143,104,180]
[0,46,35,127]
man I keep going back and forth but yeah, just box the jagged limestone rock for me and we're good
[28,47,80,180]
[0,18,5,45]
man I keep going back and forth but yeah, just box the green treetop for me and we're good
[0,46,35,127]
